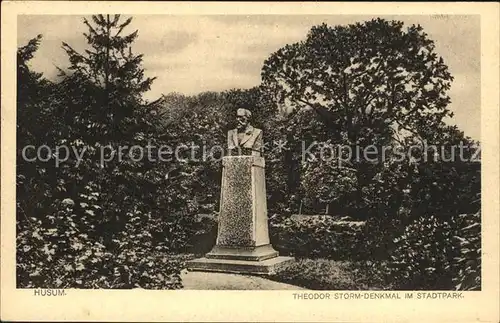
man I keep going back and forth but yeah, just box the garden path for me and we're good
[180,270,306,290]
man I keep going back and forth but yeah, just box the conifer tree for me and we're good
[59,14,158,144]
[54,15,167,245]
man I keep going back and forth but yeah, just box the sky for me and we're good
[18,14,480,140]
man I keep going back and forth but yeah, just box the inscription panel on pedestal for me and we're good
[217,157,254,246]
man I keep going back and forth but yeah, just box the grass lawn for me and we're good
[267,258,389,290]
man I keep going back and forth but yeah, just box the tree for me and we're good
[58,14,158,143]
[17,15,186,289]
[261,18,454,145]
[157,91,229,214]
[302,161,358,215]
[53,15,165,241]
[407,124,480,219]
[261,18,457,219]
[266,108,335,215]
[16,35,64,228]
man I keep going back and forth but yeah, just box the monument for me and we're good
[187,108,293,275]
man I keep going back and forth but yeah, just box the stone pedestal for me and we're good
[187,156,292,275]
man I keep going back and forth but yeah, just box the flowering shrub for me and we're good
[386,209,481,290]
[385,215,457,289]
[449,210,481,291]
[358,215,408,261]
[16,198,183,289]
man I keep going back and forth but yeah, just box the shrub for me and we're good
[187,213,368,261]
[344,260,392,290]
[386,215,457,289]
[449,210,481,291]
[16,199,183,289]
[386,207,481,290]
[187,214,218,255]
[359,215,408,261]
[270,215,366,260]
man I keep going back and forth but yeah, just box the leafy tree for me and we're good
[157,91,228,215]
[262,18,454,144]
[407,125,480,219]
[268,108,329,213]
[261,18,459,217]
[302,161,358,215]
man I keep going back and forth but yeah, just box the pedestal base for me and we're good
[206,244,279,261]
[186,256,293,275]
[189,156,289,276]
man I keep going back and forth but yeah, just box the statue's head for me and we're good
[236,108,252,131]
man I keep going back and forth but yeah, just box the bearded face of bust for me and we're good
[236,109,250,131]
[227,108,263,157]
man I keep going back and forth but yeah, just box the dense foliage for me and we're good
[270,216,366,260]
[260,18,481,290]
[450,209,481,291]
[17,15,192,289]
[386,202,481,290]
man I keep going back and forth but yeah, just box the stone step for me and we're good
[186,256,293,275]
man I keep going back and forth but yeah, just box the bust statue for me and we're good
[227,108,263,157]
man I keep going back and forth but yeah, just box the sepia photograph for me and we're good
[2,2,499,322]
